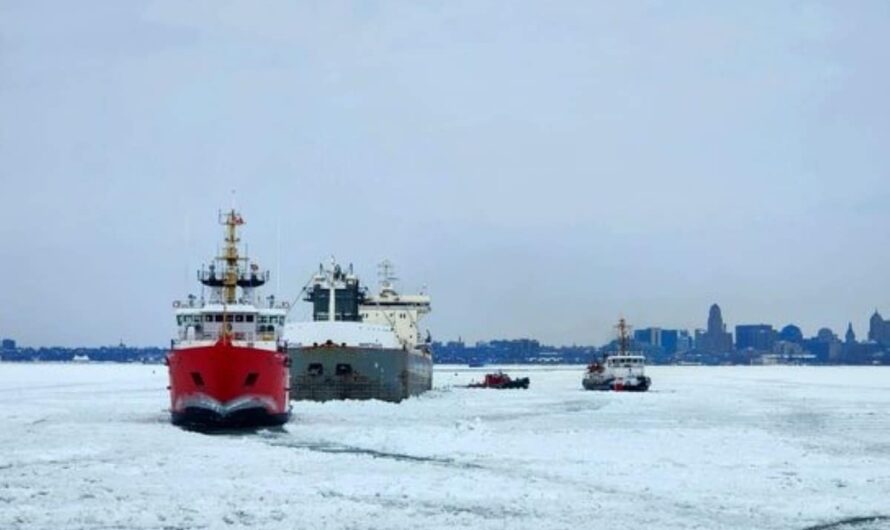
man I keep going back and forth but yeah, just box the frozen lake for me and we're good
[1,364,889,530]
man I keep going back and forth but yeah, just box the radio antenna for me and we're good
[276,218,281,300]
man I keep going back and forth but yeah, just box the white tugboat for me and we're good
[583,318,651,392]
[284,259,433,402]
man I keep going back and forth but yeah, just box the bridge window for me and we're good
[307,363,323,376]
[235,314,244,323]
[214,314,223,322]
[246,315,254,323]
[336,363,353,376]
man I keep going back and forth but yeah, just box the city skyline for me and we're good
[4,301,889,351]
[6,300,888,366]
[1,2,888,347]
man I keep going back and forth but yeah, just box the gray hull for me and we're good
[582,375,651,392]
[288,346,432,402]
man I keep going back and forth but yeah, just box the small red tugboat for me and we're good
[166,210,291,429]
[467,371,530,389]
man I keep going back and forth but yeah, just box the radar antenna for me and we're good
[378,259,398,291]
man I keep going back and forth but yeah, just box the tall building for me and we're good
[1,338,15,351]
[868,311,890,345]
[660,329,679,354]
[698,304,733,353]
[634,328,685,355]
[735,324,777,352]
[842,323,878,364]
[675,330,693,354]
[845,323,856,344]
[694,329,705,348]
[634,328,662,348]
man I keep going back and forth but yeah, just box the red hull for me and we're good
[166,339,290,428]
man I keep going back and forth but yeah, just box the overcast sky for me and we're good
[1,1,888,347]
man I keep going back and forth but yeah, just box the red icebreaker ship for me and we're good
[166,210,290,429]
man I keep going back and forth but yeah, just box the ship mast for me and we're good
[193,209,271,342]
[616,317,631,355]
[219,210,244,304]
[328,256,336,322]
[378,259,398,293]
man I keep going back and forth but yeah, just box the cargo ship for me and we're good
[284,259,432,402]
[166,210,291,428]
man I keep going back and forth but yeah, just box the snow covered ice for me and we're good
[1,364,889,530]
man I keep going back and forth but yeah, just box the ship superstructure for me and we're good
[360,260,432,352]
[166,210,290,428]
[284,259,433,402]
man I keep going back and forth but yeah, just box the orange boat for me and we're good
[166,210,290,429]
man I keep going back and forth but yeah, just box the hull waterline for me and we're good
[582,376,651,392]
[167,339,291,429]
